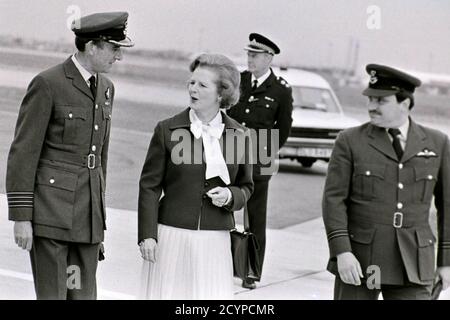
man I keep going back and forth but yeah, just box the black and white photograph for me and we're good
[0,0,450,305]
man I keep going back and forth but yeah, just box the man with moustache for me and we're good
[322,64,450,299]
[6,12,134,299]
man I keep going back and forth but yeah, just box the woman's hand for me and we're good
[206,187,231,207]
[139,238,157,263]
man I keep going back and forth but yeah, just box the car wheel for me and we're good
[298,158,316,168]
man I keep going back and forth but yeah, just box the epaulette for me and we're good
[276,76,290,88]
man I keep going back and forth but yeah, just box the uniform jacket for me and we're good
[6,57,115,244]
[322,120,450,285]
[138,108,254,243]
[227,70,293,180]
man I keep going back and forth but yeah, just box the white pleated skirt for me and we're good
[138,224,234,300]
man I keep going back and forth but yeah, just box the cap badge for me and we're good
[123,21,128,36]
[369,70,378,84]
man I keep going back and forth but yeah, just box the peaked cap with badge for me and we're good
[244,33,280,55]
[71,11,134,47]
[363,63,421,97]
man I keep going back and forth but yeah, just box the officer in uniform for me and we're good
[227,33,293,289]
[322,64,450,299]
[6,12,134,299]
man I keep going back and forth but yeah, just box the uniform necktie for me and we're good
[252,79,258,91]
[89,75,97,98]
[388,128,403,160]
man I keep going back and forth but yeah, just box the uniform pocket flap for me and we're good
[36,166,78,191]
[416,228,436,247]
[102,106,112,120]
[414,167,437,181]
[354,164,386,179]
[349,227,376,244]
[54,106,87,120]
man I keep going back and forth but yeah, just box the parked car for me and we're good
[275,67,361,168]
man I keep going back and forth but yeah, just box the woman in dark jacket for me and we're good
[138,53,254,299]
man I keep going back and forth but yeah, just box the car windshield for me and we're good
[291,87,340,113]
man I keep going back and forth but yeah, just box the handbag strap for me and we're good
[243,203,250,232]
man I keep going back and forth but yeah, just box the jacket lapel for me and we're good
[63,57,94,101]
[401,119,427,163]
[368,124,398,161]
[220,111,245,151]
[168,108,191,129]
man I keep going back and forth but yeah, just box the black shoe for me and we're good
[242,279,256,290]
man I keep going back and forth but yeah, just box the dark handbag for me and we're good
[230,204,261,282]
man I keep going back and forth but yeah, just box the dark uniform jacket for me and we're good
[6,57,114,244]
[322,120,450,285]
[227,70,293,180]
[138,108,254,243]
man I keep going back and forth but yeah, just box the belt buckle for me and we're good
[393,212,403,228]
[88,154,96,169]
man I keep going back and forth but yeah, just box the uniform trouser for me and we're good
[30,236,100,300]
[246,179,270,278]
[334,277,432,300]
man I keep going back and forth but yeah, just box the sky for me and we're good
[1,0,450,74]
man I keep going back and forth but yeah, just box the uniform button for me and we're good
[245,109,250,113]
[49,178,55,184]
[95,104,99,110]
[204,182,209,187]
[397,202,403,209]
[263,146,267,150]
[398,183,404,189]
[427,175,433,180]
[365,171,371,176]
[68,113,73,119]
[350,234,354,239]
[94,125,99,131]
[429,239,433,244]
[266,104,270,108]
[202,194,207,199]
[91,145,96,152]
[399,163,403,169]
[242,122,246,126]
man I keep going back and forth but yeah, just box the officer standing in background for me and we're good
[227,33,293,289]
[6,12,134,299]
[322,64,450,299]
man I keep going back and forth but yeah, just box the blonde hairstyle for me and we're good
[189,53,240,109]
